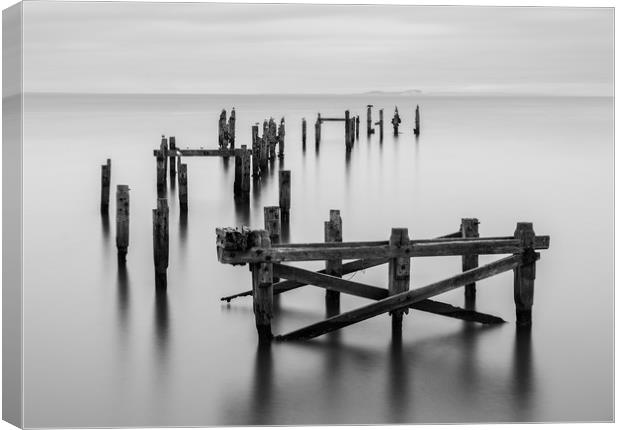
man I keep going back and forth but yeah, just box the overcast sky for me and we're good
[22,2,613,95]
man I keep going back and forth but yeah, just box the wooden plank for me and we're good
[320,118,346,122]
[275,254,529,341]
[217,236,550,264]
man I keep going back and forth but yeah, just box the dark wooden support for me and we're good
[153,198,169,290]
[350,116,356,146]
[377,109,384,141]
[252,124,260,177]
[461,218,480,298]
[302,118,307,148]
[100,158,111,213]
[115,185,129,263]
[344,110,351,151]
[271,264,505,325]
[228,108,236,149]
[388,228,411,338]
[278,118,285,158]
[276,253,527,341]
[279,170,291,220]
[514,223,536,326]
[178,163,188,212]
[268,118,277,160]
[169,136,177,181]
[355,116,360,139]
[240,145,251,198]
[219,109,228,149]
[156,151,166,196]
[392,107,401,136]
[366,105,374,135]
[259,136,268,171]
[315,113,321,147]
[325,210,343,314]
[176,154,182,181]
[251,230,273,342]
[414,105,420,136]
[160,136,168,186]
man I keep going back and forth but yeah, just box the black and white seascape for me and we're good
[15,2,613,427]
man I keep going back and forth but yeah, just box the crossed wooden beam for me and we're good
[216,215,550,343]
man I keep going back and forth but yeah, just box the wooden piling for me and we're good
[241,145,251,198]
[268,118,277,160]
[279,170,291,220]
[344,110,351,151]
[366,105,374,135]
[461,218,480,298]
[378,109,384,141]
[178,163,188,212]
[153,198,169,289]
[355,116,360,139]
[219,109,228,149]
[414,105,420,136]
[388,228,411,338]
[349,116,356,147]
[315,113,321,147]
[392,107,401,136]
[115,185,129,263]
[100,158,111,213]
[156,151,166,196]
[302,118,307,148]
[259,136,268,171]
[228,108,236,149]
[278,118,285,158]
[514,222,536,326]
[325,210,343,313]
[169,136,176,181]
[234,149,243,197]
[251,230,273,342]
[264,206,281,246]
[160,136,168,186]
[252,124,260,177]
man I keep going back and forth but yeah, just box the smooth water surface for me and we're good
[21,94,613,426]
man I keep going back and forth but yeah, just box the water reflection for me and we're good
[154,288,170,365]
[280,215,290,243]
[234,197,251,228]
[101,211,110,242]
[250,343,274,425]
[222,156,230,172]
[387,337,410,422]
[116,263,130,334]
[179,211,188,249]
[511,326,535,421]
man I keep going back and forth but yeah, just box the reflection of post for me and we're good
[116,185,130,264]
[511,326,535,421]
[100,158,111,213]
[325,210,343,316]
[250,344,273,424]
[461,218,479,299]
[153,198,169,290]
[279,170,291,221]
[388,228,410,339]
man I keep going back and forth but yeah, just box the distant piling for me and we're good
[366,105,374,135]
[219,109,228,149]
[302,118,307,148]
[377,109,384,141]
[315,113,321,147]
[100,158,111,213]
[279,170,291,221]
[178,163,188,212]
[414,105,420,136]
[278,118,285,158]
[115,185,129,263]
[169,136,177,181]
[392,107,401,136]
[252,124,260,177]
[228,108,236,149]
[355,116,360,139]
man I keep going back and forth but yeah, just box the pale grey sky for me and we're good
[22,2,613,95]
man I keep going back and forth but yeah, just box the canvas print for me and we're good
[2,1,614,428]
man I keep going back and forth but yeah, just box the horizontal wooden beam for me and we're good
[320,118,346,122]
[275,253,530,341]
[217,234,550,264]
[153,148,239,157]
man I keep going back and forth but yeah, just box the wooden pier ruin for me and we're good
[314,110,357,151]
[216,214,550,342]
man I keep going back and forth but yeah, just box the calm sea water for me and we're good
[21,93,613,426]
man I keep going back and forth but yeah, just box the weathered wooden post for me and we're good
[344,110,351,151]
[252,124,260,177]
[219,109,228,149]
[156,151,166,196]
[115,185,129,263]
[514,223,536,326]
[461,218,480,298]
[250,230,273,342]
[392,107,401,136]
[264,207,280,282]
[259,136,268,171]
[100,158,111,213]
[350,116,356,147]
[228,108,236,149]
[278,118,285,158]
[241,145,251,198]
[315,113,321,147]
[325,210,343,314]
[378,109,384,141]
[414,105,420,136]
[355,115,360,139]
[178,163,188,212]
[169,136,177,181]
[268,118,277,160]
[366,105,374,135]
[279,170,291,221]
[302,118,307,148]
[153,198,169,290]
[234,148,243,197]
[388,228,411,338]
[160,136,168,185]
